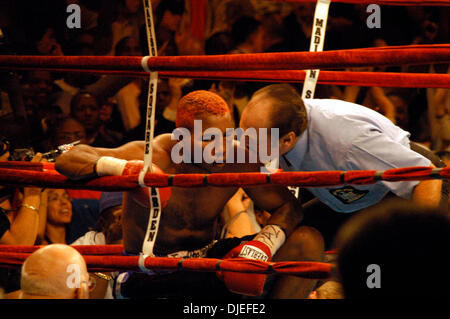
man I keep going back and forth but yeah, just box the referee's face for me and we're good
[240,100,280,158]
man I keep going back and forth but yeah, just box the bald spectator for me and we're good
[20,244,89,299]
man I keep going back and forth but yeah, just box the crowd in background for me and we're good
[0,0,448,153]
[0,0,448,299]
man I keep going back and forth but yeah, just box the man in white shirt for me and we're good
[240,84,446,248]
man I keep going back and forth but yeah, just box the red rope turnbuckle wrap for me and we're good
[0,246,332,278]
[0,162,448,190]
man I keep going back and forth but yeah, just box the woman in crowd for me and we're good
[37,189,73,245]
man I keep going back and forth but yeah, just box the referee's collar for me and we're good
[282,129,308,171]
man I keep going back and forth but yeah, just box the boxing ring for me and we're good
[0,0,449,285]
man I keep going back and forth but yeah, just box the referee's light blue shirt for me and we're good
[279,99,431,213]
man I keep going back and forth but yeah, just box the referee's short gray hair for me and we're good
[249,84,308,137]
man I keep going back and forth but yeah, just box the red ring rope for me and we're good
[4,67,449,89]
[0,245,124,255]
[1,45,449,72]
[0,250,332,278]
[0,164,448,190]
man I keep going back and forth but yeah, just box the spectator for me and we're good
[435,150,450,205]
[205,32,234,55]
[32,27,64,56]
[72,191,123,246]
[206,0,255,37]
[155,0,186,56]
[70,91,123,147]
[429,70,450,152]
[124,78,176,142]
[230,16,264,54]
[99,97,125,134]
[279,3,315,52]
[0,153,44,246]
[37,187,101,245]
[0,143,45,298]
[385,92,410,130]
[51,35,101,115]
[37,189,73,245]
[45,115,88,151]
[97,0,144,56]
[334,199,450,298]
[71,191,123,299]
[114,36,143,132]
[162,77,190,123]
[41,114,101,201]
[115,36,142,56]
[20,70,62,142]
[20,244,89,299]
[212,80,247,127]
[67,196,101,243]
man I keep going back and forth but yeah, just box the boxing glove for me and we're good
[221,224,286,296]
[95,156,171,207]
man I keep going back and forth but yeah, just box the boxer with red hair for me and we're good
[175,90,231,129]
[55,90,324,299]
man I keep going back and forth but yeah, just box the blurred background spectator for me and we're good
[71,191,123,299]
[70,91,123,147]
[72,191,123,246]
[334,199,449,298]
[114,36,144,133]
[0,145,46,299]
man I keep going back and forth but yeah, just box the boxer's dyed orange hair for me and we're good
[175,90,230,129]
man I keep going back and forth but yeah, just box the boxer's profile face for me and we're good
[191,112,234,164]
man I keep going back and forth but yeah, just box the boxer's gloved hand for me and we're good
[221,225,286,296]
[95,156,171,207]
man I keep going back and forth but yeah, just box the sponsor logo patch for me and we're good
[329,186,369,204]
[239,245,268,262]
